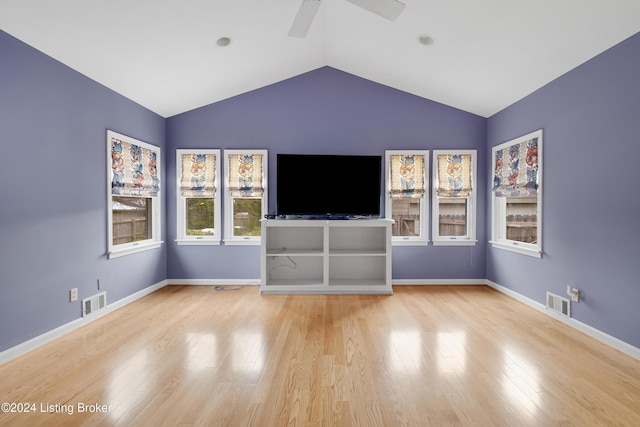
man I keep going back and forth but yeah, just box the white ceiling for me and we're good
[1,0,639,118]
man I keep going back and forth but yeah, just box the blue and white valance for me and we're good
[111,137,159,197]
[389,154,426,199]
[228,153,264,197]
[493,137,539,197]
[437,154,472,197]
[180,153,216,198]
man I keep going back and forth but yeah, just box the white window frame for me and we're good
[385,150,430,246]
[176,149,221,245]
[490,130,543,258]
[107,130,162,259]
[432,149,477,246]
[223,149,268,245]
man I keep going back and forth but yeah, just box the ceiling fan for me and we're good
[289,0,406,38]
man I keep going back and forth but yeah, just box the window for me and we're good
[432,150,477,246]
[224,150,268,245]
[176,149,221,245]
[108,130,162,258]
[491,129,542,257]
[385,150,429,245]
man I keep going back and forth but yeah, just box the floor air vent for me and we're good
[82,291,107,317]
[546,292,570,318]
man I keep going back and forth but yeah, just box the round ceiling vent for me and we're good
[417,35,435,46]
[216,37,232,47]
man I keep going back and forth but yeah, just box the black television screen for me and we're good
[277,154,382,218]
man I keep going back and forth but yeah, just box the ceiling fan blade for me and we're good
[345,0,406,21]
[289,0,323,38]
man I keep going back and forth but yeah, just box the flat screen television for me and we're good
[277,154,382,218]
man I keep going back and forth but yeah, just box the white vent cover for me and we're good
[82,291,107,317]
[546,291,570,318]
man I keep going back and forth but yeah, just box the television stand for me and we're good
[260,219,393,295]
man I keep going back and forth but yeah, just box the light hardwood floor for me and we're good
[1,285,639,426]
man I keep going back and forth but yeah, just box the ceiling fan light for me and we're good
[346,0,406,21]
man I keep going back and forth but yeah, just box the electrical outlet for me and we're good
[567,284,580,303]
[571,288,580,303]
[70,288,78,302]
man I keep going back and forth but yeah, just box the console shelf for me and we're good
[261,219,393,295]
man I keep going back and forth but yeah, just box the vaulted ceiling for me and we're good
[1,0,639,118]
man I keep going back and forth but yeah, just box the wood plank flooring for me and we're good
[1,285,639,426]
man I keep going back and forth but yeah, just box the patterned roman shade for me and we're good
[180,153,216,198]
[437,154,473,197]
[111,137,159,197]
[389,154,426,199]
[228,153,264,197]
[493,136,539,197]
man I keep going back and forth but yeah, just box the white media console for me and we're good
[260,219,393,295]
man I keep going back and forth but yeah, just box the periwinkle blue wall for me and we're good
[2,23,639,356]
[0,31,166,353]
[166,67,487,281]
[487,32,640,347]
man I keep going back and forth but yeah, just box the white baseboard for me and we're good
[167,279,260,286]
[170,279,484,287]
[0,280,168,366]
[485,280,640,361]
[392,279,487,285]
[172,279,484,287]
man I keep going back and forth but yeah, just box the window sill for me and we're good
[108,241,163,259]
[176,239,221,246]
[490,240,542,258]
[392,238,429,247]
[432,239,477,247]
[224,238,261,246]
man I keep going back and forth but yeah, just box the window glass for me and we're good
[506,197,537,244]
[112,196,152,245]
[232,198,262,237]
[391,199,421,237]
[438,198,467,237]
[186,198,215,236]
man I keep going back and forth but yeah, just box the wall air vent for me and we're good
[546,291,570,318]
[82,291,107,317]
